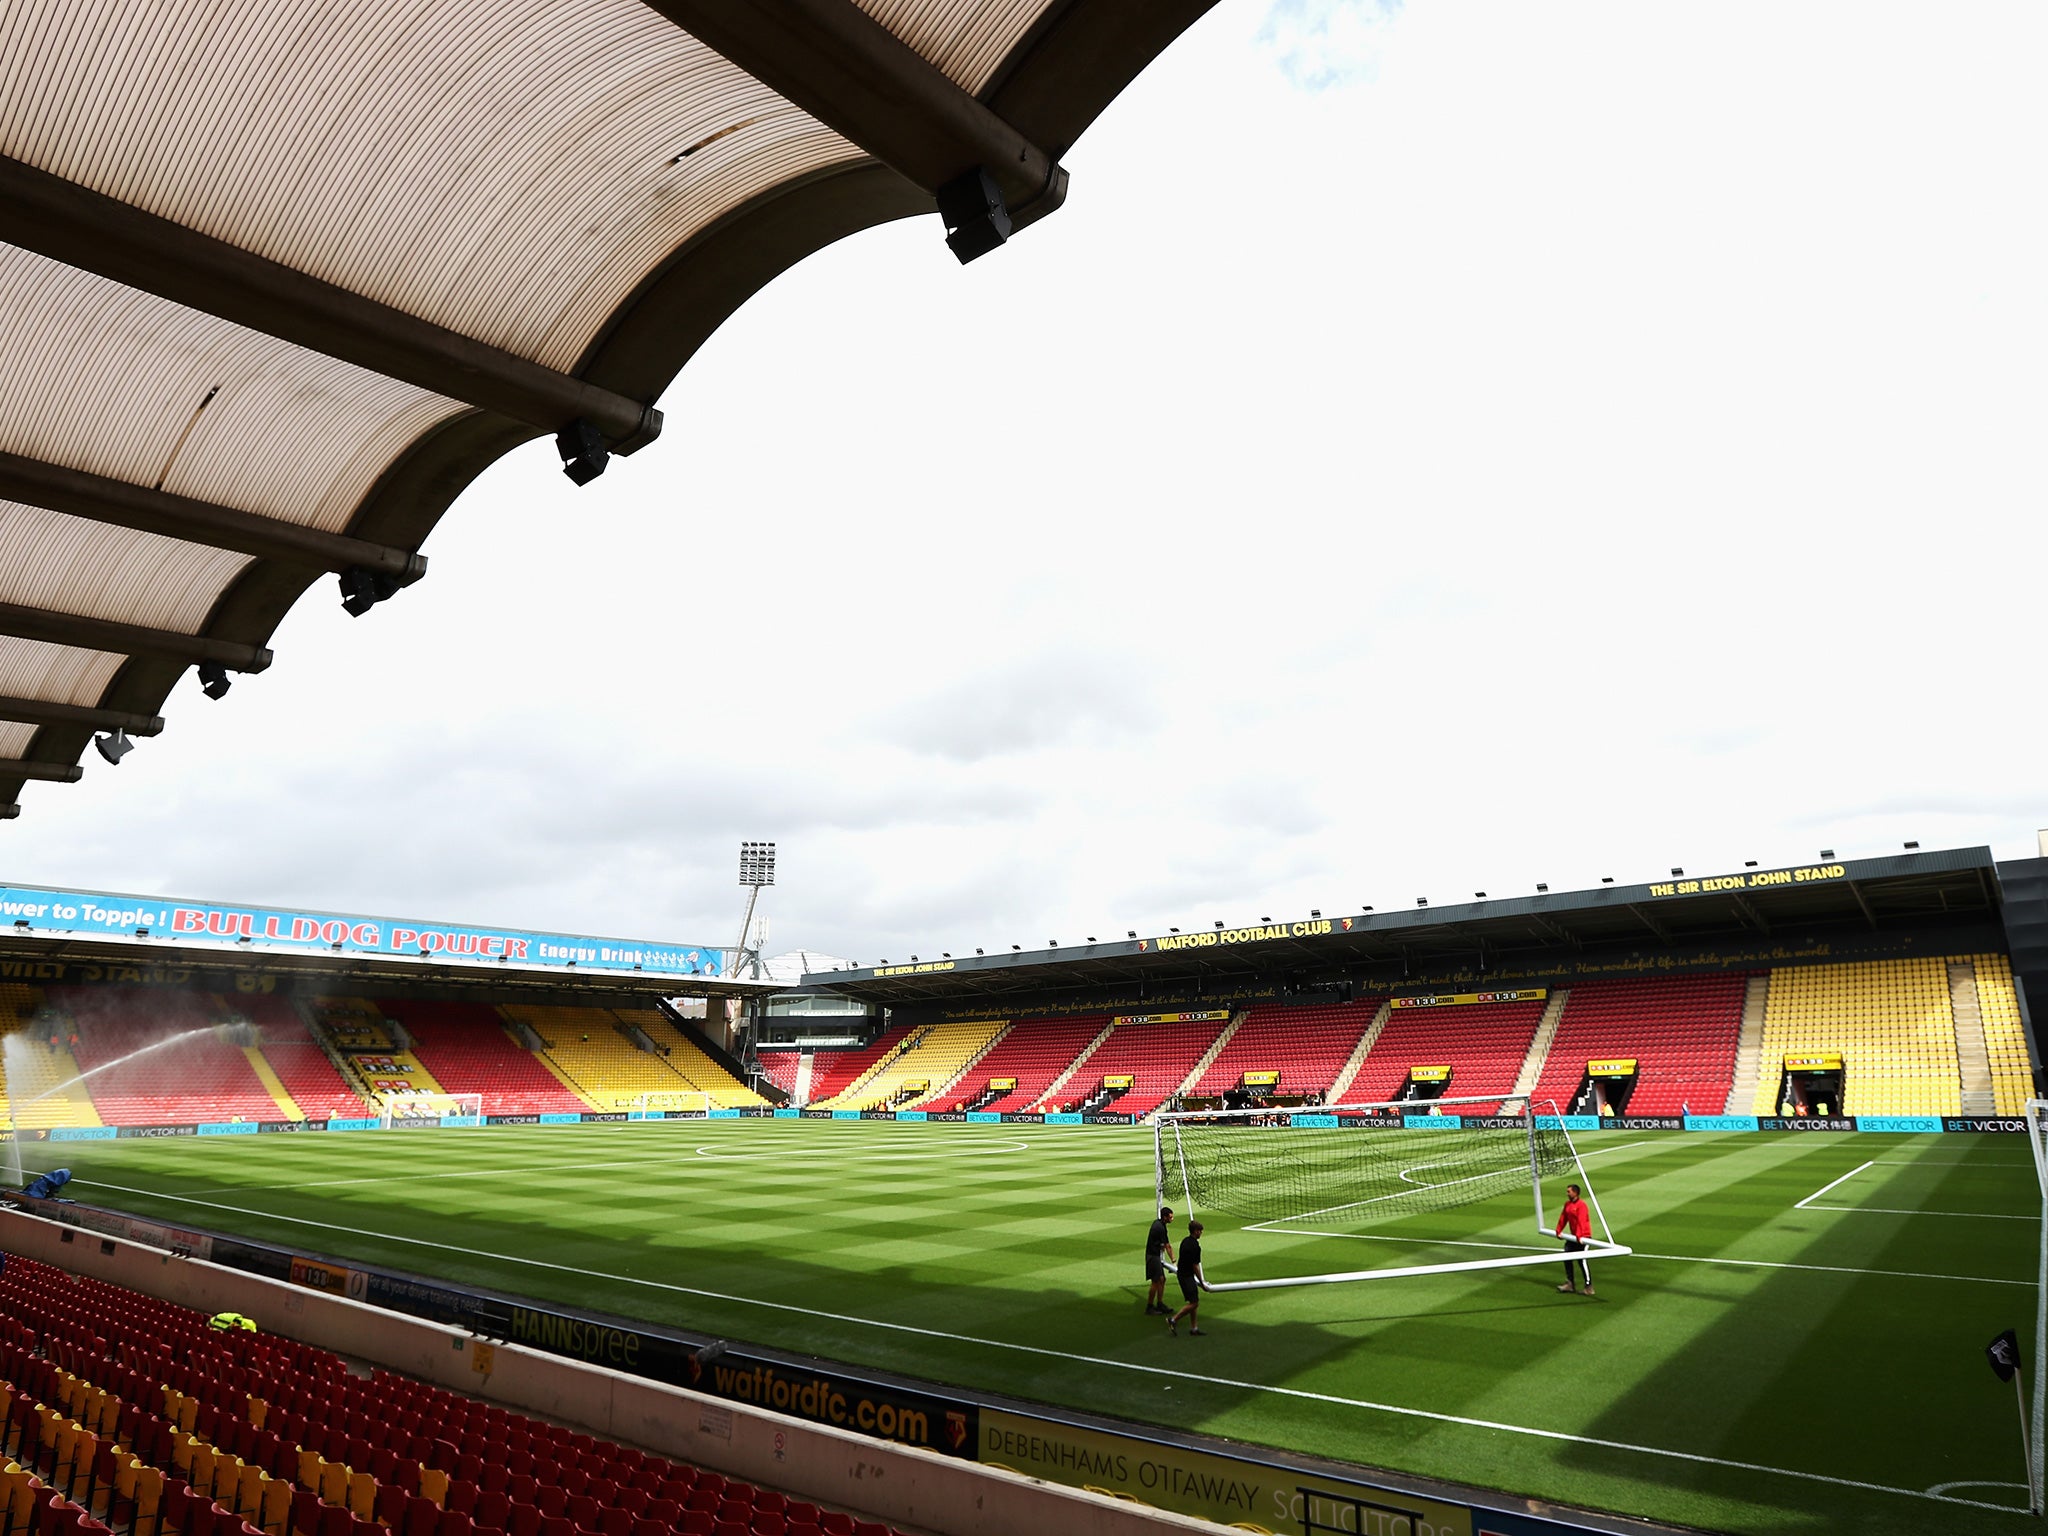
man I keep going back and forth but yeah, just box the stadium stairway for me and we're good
[1064,1018,1229,1119]
[1325,1000,1392,1103]
[802,1026,914,1108]
[1507,991,1569,1109]
[1169,1015,1242,1102]
[236,1043,304,1121]
[1190,1003,1372,1101]
[621,1012,765,1108]
[1723,976,1770,1113]
[826,1020,1006,1111]
[1526,976,1746,1117]
[1028,1019,1115,1111]
[305,998,396,1053]
[924,1016,1109,1112]
[509,1005,693,1111]
[380,1001,585,1116]
[1947,962,1997,1115]
[1351,997,1547,1106]
[247,999,373,1121]
[1973,953,2036,1113]
[917,1021,1010,1106]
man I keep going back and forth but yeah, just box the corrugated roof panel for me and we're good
[0,722,39,759]
[847,0,1060,92]
[0,501,253,632]
[0,245,467,534]
[0,0,863,370]
[0,637,126,707]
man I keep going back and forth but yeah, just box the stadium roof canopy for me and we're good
[802,847,2011,1008]
[0,0,1214,818]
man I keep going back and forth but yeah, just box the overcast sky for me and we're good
[6,0,2044,969]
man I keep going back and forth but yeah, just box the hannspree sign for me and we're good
[0,882,722,978]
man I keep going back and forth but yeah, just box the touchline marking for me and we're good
[69,1175,2024,1514]
[1794,1160,1873,1210]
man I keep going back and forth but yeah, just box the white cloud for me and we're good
[6,0,2045,968]
[1258,0,1405,90]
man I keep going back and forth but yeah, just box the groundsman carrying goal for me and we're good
[1154,1094,1629,1288]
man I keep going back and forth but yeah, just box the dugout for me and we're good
[1572,1059,1639,1116]
[1775,1053,1845,1116]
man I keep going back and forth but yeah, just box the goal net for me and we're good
[1154,1095,1627,1289]
[376,1092,482,1128]
[628,1090,712,1117]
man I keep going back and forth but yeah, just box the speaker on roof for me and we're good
[556,419,610,486]
[937,167,1012,264]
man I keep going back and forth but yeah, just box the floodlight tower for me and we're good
[735,841,776,981]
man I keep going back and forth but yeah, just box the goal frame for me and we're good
[375,1091,482,1129]
[1153,1093,1628,1290]
[629,1090,713,1118]
[2019,1099,2048,1511]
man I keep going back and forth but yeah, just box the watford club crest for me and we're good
[945,1412,969,1451]
[1136,939,1148,951]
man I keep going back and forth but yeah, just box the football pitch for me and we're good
[26,1122,2045,1536]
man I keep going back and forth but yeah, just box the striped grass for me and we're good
[29,1122,2043,1536]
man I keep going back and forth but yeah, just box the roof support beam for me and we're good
[0,696,164,736]
[1846,879,1879,930]
[0,155,660,452]
[0,451,426,583]
[6,761,84,784]
[642,0,1066,227]
[1729,894,1771,935]
[0,602,271,672]
[1624,903,1673,944]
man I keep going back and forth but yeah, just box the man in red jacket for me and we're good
[1556,1183,1594,1295]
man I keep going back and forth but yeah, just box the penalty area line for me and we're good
[1794,1160,1873,1210]
[69,1176,2016,1517]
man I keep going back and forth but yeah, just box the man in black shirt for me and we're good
[1168,1221,1209,1336]
[1144,1206,1174,1314]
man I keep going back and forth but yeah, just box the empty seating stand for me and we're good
[818,1021,1004,1111]
[924,1017,1108,1113]
[0,1254,915,1536]
[241,999,367,1121]
[1354,999,1547,1106]
[50,988,279,1126]
[1526,976,1748,1116]
[1750,959,1962,1116]
[378,1002,584,1116]
[1191,1004,1375,1100]
[797,1028,912,1107]
[751,1053,800,1099]
[1066,1019,1227,1118]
